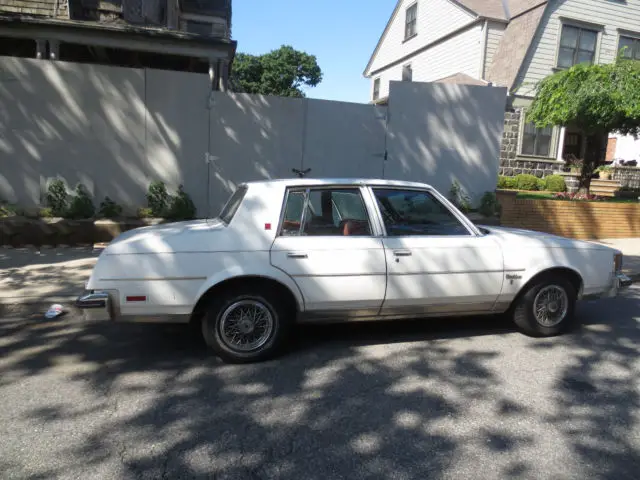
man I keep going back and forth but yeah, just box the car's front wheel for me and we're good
[201,289,291,363]
[512,275,578,337]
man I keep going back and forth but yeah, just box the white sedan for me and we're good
[77,178,632,363]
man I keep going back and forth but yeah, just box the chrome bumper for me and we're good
[602,272,634,299]
[616,272,633,289]
[76,291,113,321]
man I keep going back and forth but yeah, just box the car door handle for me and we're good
[287,252,308,259]
[393,250,412,257]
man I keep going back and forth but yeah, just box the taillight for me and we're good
[614,253,623,272]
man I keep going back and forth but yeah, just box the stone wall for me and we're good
[498,107,564,177]
[498,108,520,173]
[613,167,640,188]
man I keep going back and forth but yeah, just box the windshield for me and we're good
[219,185,247,224]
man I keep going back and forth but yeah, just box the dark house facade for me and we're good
[0,0,236,89]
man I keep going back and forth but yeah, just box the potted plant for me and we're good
[595,165,612,179]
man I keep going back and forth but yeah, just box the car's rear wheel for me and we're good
[512,275,578,337]
[201,289,291,363]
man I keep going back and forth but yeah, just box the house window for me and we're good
[373,78,380,100]
[619,35,640,60]
[557,24,598,68]
[405,3,417,40]
[521,122,553,157]
[402,64,412,81]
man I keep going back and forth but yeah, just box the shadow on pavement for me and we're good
[0,289,638,479]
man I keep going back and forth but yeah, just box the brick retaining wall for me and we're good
[497,190,640,239]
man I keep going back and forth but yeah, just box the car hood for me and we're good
[480,225,616,252]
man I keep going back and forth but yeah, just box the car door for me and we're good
[270,185,387,320]
[370,186,504,317]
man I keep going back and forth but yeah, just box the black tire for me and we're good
[201,289,292,363]
[512,274,578,337]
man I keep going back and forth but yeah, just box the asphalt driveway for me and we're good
[0,286,639,480]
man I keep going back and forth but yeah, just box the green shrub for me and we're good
[167,185,197,220]
[544,174,566,192]
[67,184,95,219]
[146,181,169,217]
[505,177,517,189]
[478,192,501,217]
[137,207,153,219]
[515,174,540,191]
[38,207,54,218]
[448,180,472,212]
[536,178,546,191]
[0,201,18,218]
[497,175,509,189]
[99,196,123,219]
[46,179,68,216]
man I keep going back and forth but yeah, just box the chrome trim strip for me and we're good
[291,272,387,278]
[98,276,207,282]
[388,269,505,276]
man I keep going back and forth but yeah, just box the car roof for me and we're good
[242,177,435,189]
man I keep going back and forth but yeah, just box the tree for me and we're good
[230,45,323,98]
[527,55,640,192]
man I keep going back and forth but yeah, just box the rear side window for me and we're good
[279,187,372,237]
[219,185,247,224]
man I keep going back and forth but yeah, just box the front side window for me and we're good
[521,122,553,157]
[619,35,640,60]
[279,188,372,236]
[219,185,247,224]
[405,3,417,40]
[557,24,597,68]
[372,188,471,236]
[373,78,381,100]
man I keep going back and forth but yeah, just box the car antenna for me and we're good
[292,168,311,178]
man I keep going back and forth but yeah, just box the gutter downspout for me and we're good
[479,19,489,80]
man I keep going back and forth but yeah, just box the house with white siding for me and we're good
[364,0,640,179]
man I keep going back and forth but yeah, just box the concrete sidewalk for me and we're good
[0,239,639,317]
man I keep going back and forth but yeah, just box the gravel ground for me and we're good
[0,286,639,480]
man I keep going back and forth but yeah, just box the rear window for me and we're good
[219,185,247,224]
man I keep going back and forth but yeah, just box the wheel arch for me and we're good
[190,274,302,325]
[510,266,583,310]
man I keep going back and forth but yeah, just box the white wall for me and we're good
[1,56,507,215]
[385,81,508,203]
[484,20,506,78]
[367,0,476,75]
[516,0,640,97]
[372,23,483,100]
[613,133,640,162]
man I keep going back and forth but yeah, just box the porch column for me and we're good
[48,40,59,60]
[219,59,229,92]
[556,126,566,161]
[208,60,219,91]
[35,39,47,59]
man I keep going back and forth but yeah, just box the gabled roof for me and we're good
[485,1,547,90]
[453,0,546,21]
[434,72,489,85]
[364,0,547,77]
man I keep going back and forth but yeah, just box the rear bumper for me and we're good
[76,290,113,321]
[75,290,190,324]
